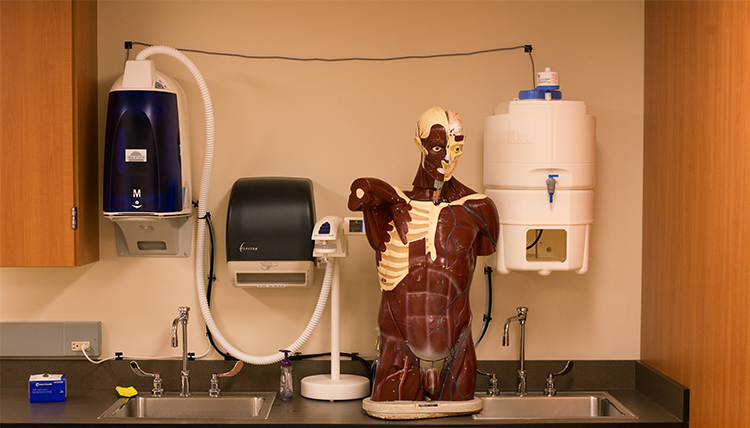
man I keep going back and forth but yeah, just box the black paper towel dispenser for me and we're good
[226,177,316,288]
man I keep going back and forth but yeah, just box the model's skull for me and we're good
[414,107,464,182]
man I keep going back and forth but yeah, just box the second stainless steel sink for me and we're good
[473,391,638,420]
[98,392,276,420]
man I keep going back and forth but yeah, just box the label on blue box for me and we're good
[29,374,66,403]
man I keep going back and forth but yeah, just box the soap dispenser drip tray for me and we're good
[109,214,193,257]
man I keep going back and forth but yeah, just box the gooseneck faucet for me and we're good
[172,306,191,397]
[503,306,528,397]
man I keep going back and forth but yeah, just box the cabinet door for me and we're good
[0,1,98,267]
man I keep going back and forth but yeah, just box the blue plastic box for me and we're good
[29,374,66,403]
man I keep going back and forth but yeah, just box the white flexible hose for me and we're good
[136,45,331,365]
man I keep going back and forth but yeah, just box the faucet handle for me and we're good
[209,361,244,397]
[217,360,244,378]
[544,360,574,397]
[130,361,157,377]
[129,361,164,397]
[551,360,574,377]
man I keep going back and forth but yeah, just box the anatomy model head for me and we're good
[413,107,465,183]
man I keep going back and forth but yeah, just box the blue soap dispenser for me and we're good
[279,350,293,401]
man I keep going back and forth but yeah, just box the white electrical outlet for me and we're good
[71,341,90,352]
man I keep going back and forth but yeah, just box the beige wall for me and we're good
[0,1,644,363]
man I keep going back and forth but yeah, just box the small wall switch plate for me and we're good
[344,216,366,235]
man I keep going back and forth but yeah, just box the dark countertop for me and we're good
[0,360,688,428]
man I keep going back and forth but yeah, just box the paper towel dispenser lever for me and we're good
[226,177,316,288]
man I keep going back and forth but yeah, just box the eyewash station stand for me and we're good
[300,216,371,401]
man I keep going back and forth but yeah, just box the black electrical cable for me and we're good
[526,229,544,250]
[131,41,533,63]
[527,46,536,88]
[204,213,215,305]
[127,41,535,85]
[475,266,495,379]
[474,266,494,347]
[198,207,235,361]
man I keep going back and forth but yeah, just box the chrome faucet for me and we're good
[172,306,191,397]
[502,306,528,397]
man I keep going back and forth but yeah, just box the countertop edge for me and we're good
[0,359,688,427]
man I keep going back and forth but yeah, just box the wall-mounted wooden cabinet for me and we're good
[642,2,750,426]
[0,1,98,267]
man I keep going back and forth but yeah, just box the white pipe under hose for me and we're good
[135,45,332,365]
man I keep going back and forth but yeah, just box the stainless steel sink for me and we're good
[98,392,276,420]
[473,391,638,420]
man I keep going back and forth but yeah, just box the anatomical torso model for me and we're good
[349,107,499,402]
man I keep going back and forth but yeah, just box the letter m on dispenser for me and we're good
[133,189,141,198]
[509,120,535,144]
